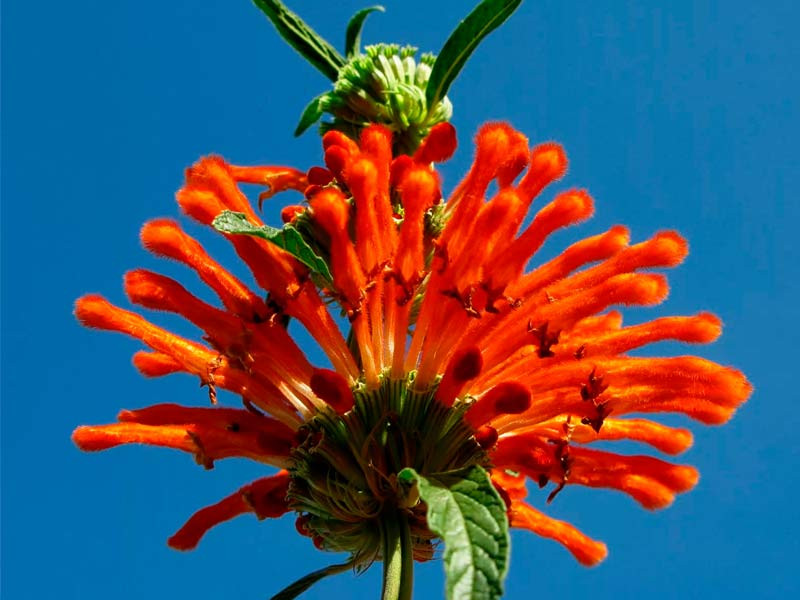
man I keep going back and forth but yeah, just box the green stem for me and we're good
[381,513,414,600]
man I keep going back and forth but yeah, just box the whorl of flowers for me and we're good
[72,2,751,599]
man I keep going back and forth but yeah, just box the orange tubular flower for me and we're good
[74,119,751,582]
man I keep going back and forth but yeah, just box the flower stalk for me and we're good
[381,513,414,600]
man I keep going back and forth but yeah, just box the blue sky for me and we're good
[2,1,798,598]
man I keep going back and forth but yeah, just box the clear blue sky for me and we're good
[2,1,798,598]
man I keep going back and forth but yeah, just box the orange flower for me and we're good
[74,121,750,572]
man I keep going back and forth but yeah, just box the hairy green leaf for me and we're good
[345,5,385,58]
[270,560,354,600]
[253,0,345,81]
[294,93,327,137]
[212,211,333,285]
[426,0,522,109]
[398,466,510,600]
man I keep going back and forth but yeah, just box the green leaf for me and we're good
[212,211,333,285]
[425,0,522,109]
[398,466,510,600]
[345,5,385,58]
[253,0,346,81]
[270,560,354,600]
[294,93,326,137]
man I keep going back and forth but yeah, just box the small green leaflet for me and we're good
[294,92,327,137]
[269,560,354,600]
[345,6,385,58]
[398,466,510,600]
[253,0,345,82]
[425,0,523,110]
[212,211,333,285]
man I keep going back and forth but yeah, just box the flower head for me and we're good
[74,120,750,590]
[72,2,751,597]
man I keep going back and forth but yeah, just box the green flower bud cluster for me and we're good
[319,44,453,154]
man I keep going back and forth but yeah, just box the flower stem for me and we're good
[381,512,414,600]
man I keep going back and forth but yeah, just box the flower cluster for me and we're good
[74,121,750,581]
[318,43,453,154]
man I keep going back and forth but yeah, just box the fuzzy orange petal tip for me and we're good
[510,501,608,566]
